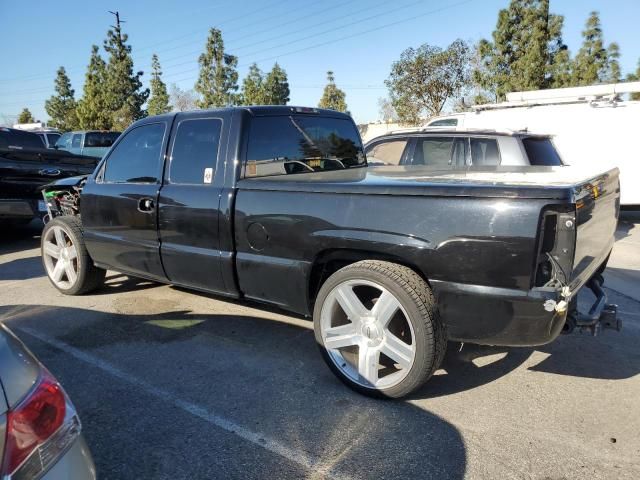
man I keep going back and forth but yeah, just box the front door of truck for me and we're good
[157,112,228,294]
[82,121,169,281]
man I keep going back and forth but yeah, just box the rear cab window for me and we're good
[246,115,365,177]
[85,132,120,148]
[522,137,563,166]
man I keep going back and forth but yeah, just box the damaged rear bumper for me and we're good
[431,273,620,347]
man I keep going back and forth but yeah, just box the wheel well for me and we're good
[307,249,429,311]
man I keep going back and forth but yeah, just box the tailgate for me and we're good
[570,168,620,289]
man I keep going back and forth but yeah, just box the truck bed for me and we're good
[239,165,619,201]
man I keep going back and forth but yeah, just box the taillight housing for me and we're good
[1,370,81,480]
[533,206,576,288]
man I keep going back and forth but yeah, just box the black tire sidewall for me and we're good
[41,217,95,295]
[313,262,439,399]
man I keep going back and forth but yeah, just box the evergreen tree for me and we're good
[240,63,266,105]
[475,0,569,99]
[45,67,78,131]
[606,42,621,83]
[17,108,35,124]
[77,45,112,130]
[103,16,149,129]
[572,11,609,85]
[627,60,640,100]
[147,54,171,116]
[263,63,290,105]
[318,71,347,112]
[195,28,239,108]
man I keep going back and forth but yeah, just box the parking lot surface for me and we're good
[1,217,639,480]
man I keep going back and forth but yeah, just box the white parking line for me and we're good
[18,327,349,480]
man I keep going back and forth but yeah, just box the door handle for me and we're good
[137,197,155,213]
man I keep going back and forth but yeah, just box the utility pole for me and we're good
[108,10,125,41]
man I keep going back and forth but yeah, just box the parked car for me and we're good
[35,130,62,148]
[365,129,563,167]
[423,82,640,206]
[0,323,95,479]
[54,131,121,158]
[0,127,98,226]
[39,106,620,398]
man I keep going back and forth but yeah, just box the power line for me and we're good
[0,0,473,108]
[0,0,290,84]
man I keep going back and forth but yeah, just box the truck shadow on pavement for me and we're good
[1,303,468,480]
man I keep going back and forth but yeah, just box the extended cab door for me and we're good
[81,120,169,280]
[156,111,229,294]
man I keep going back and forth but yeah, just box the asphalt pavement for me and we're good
[0,217,639,479]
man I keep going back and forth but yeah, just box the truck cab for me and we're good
[54,130,121,158]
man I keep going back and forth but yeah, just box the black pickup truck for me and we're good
[0,128,98,226]
[40,106,620,398]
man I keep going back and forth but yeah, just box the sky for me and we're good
[2,0,640,125]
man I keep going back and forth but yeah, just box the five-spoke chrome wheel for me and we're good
[319,279,416,389]
[42,224,79,289]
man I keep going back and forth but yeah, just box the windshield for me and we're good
[246,115,365,177]
[522,137,563,166]
[85,132,121,148]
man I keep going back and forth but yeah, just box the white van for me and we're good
[426,82,640,206]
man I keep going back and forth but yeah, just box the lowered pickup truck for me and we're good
[40,106,620,398]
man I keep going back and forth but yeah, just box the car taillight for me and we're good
[1,370,81,480]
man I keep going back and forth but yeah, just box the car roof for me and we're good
[367,128,551,143]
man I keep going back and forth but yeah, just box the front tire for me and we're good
[313,260,446,398]
[41,216,105,295]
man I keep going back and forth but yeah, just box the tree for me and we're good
[572,11,610,86]
[103,15,149,129]
[475,0,570,99]
[606,42,621,83]
[263,63,290,105]
[318,71,347,112]
[45,67,78,131]
[77,45,112,130]
[627,60,640,100]
[147,54,171,116]
[385,39,470,125]
[377,97,397,123]
[169,84,198,111]
[17,108,35,124]
[195,28,239,108]
[240,63,266,105]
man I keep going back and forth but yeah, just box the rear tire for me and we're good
[313,260,446,399]
[41,216,105,295]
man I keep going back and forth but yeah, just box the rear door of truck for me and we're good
[156,111,230,294]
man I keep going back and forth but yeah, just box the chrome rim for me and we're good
[320,279,416,389]
[42,225,78,289]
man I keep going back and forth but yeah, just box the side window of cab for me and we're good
[365,138,408,165]
[100,123,166,183]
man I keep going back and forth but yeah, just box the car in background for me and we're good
[0,127,98,227]
[54,131,121,158]
[35,130,62,148]
[364,128,564,167]
[0,323,96,479]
